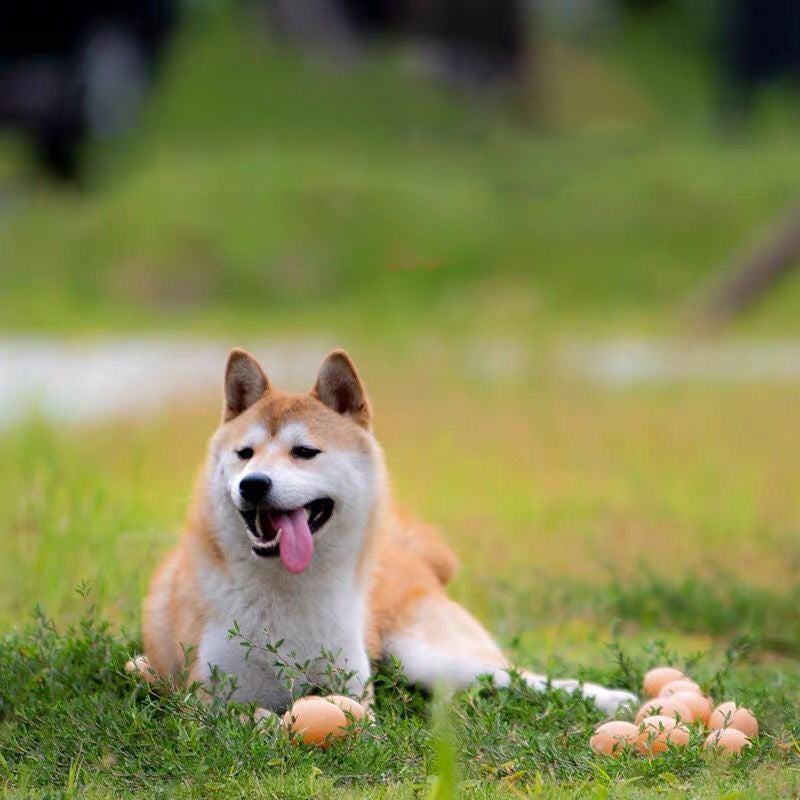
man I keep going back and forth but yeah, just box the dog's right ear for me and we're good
[223,349,269,422]
[311,349,371,428]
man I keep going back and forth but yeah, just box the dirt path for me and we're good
[3,335,800,426]
[0,336,329,425]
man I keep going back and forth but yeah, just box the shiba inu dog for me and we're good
[138,348,636,716]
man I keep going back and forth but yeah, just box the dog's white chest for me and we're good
[196,570,370,712]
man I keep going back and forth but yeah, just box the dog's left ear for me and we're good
[223,348,269,422]
[311,350,371,429]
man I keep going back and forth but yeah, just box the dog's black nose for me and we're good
[239,474,272,505]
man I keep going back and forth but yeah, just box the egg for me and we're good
[635,715,690,754]
[324,694,367,722]
[659,679,701,698]
[708,701,759,738]
[642,667,687,698]
[670,690,713,724]
[282,697,349,747]
[634,696,693,725]
[589,721,639,755]
[704,728,752,754]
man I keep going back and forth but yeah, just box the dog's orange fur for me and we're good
[364,506,458,656]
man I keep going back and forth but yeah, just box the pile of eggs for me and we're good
[280,695,367,747]
[590,665,758,757]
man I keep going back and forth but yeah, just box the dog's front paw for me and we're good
[254,707,278,725]
[238,707,279,730]
[583,684,639,717]
[125,655,158,684]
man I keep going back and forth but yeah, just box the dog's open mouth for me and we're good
[239,498,334,570]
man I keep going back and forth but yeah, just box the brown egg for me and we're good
[642,667,687,698]
[589,721,639,755]
[635,715,690,754]
[634,697,693,725]
[324,695,366,722]
[670,691,713,724]
[282,697,349,747]
[659,679,701,697]
[708,701,759,738]
[704,728,752,754]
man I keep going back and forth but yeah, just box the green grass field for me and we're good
[2,8,800,798]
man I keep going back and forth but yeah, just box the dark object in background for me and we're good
[696,203,800,325]
[719,0,800,119]
[615,0,668,11]
[351,0,528,85]
[0,0,177,179]
[269,0,529,87]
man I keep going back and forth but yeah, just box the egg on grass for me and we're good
[642,667,687,698]
[708,701,758,738]
[659,679,701,697]
[635,715,690,755]
[281,695,366,747]
[634,696,693,725]
[704,728,752,754]
[325,694,367,722]
[670,690,712,724]
[590,721,640,755]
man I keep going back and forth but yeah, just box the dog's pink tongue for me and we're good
[276,508,314,574]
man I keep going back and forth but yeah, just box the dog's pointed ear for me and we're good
[311,350,371,428]
[223,349,269,422]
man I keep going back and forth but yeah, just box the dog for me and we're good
[136,348,636,716]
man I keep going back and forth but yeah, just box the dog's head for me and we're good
[206,348,383,574]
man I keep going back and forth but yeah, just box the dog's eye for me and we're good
[236,447,254,460]
[291,445,321,460]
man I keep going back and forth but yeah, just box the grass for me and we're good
[2,5,800,797]
[2,597,800,799]
[2,361,799,631]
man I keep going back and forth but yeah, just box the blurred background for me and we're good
[1,0,800,663]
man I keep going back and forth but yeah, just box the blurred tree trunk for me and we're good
[698,204,800,323]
